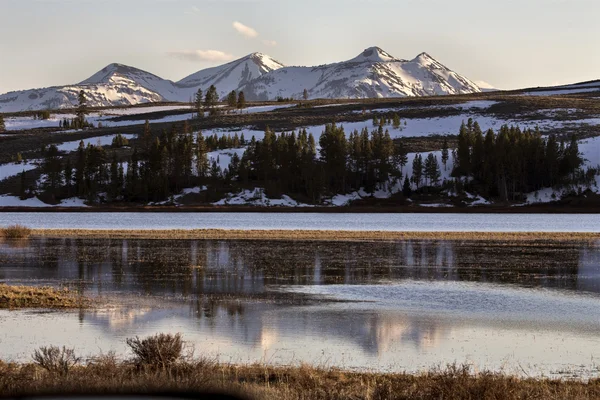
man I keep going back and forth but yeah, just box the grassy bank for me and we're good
[2,355,599,399]
[29,228,600,242]
[0,284,89,309]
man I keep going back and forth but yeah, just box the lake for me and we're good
[1,212,600,232]
[1,237,600,378]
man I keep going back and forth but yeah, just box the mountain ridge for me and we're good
[0,47,481,112]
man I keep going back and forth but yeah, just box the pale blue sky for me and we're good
[0,0,599,94]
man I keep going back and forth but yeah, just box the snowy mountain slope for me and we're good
[0,81,165,113]
[80,63,182,101]
[238,47,481,100]
[0,47,481,112]
[176,52,285,100]
[0,63,171,113]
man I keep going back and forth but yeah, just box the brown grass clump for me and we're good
[126,333,184,369]
[2,224,32,239]
[0,284,89,309]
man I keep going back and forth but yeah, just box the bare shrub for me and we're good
[2,225,32,239]
[126,333,184,369]
[32,346,80,375]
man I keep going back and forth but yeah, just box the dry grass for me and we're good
[0,284,89,309]
[2,224,32,239]
[1,355,600,399]
[30,228,600,242]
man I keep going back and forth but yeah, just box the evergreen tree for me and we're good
[424,153,441,186]
[42,144,63,199]
[237,91,246,109]
[75,141,86,197]
[204,85,218,109]
[227,90,237,108]
[64,158,73,196]
[196,133,209,179]
[303,89,309,100]
[411,154,423,189]
[194,88,204,116]
[392,114,401,129]
[19,170,27,200]
[76,90,88,127]
[402,175,412,198]
[0,114,5,133]
[441,138,449,171]
[110,153,120,200]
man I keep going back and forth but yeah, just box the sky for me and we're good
[0,0,599,94]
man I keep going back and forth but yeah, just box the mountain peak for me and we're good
[80,63,161,85]
[412,52,443,67]
[351,47,398,63]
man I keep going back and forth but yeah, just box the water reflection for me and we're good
[1,238,600,375]
[1,238,599,296]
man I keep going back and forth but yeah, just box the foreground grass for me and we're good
[30,228,600,242]
[1,358,600,399]
[0,284,89,309]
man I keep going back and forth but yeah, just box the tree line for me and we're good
[452,119,591,201]
[30,118,591,205]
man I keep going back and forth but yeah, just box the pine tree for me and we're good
[424,153,441,186]
[0,114,5,133]
[19,170,27,200]
[196,132,209,179]
[204,85,218,109]
[227,90,237,108]
[441,137,449,171]
[402,175,412,197]
[237,91,246,109]
[411,154,423,189]
[64,158,73,196]
[194,88,204,116]
[76,90,88,127]
[43,144,63,199]
[392,114,401,129]
[303,89,309,100]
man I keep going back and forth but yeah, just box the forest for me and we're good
[24,114,595,205]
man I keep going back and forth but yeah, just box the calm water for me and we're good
[1,238,600,378]
[1,212,600,232]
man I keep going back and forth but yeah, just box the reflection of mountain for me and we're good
[79,300,447,357]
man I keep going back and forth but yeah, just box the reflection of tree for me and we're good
[1,238,597,301]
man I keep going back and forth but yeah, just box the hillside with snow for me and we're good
[238,47,481,100]
[0,47,482,112]
[176,52,285,100]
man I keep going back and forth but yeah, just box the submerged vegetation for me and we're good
[0,284,88,309]
[2,333,600,399]
[29,228,600,242]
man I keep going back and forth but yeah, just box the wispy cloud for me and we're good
[184,5,201,14]
[168,49,234,62]
[233,21,259,38]
[262,39,277,47]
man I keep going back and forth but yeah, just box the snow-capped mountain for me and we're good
[0,64,171,112]
[176,52,285,100]
[0,47,481,112]
[239,47,481,100]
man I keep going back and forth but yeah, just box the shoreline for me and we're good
[28,229,600,241]
[2,204,600,213]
